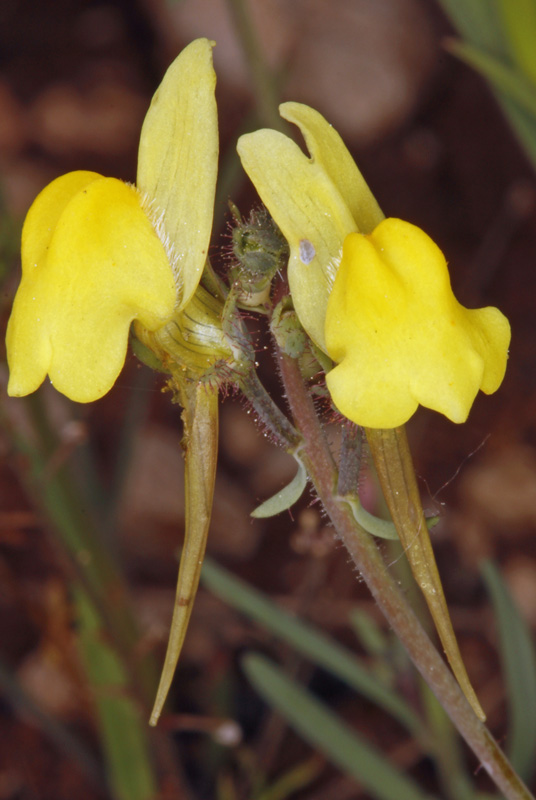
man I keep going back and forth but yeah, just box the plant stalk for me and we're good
[277,349,534,800]
[225,0,284,131]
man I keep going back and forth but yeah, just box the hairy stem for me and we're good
[277,350,534,800]
[239,366,301,451]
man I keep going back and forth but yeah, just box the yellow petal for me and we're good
[325,219,511,427]
[280,103,384,234]
[238,128,356,351]
[7,177,176,402]
[137,38,218,311]
[6,171,102,396]
[20,171,103,279]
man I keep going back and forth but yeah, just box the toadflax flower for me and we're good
[325,219,511,428]
[237,103,510,427]
[238,102,512,722]
[6,38,218,403]
[6,38,224,728]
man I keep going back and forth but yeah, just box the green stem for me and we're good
[420,679,476,800]
[225,0,284,131]
[239,366,302,451]
[7,394,156,707]
[149,379,219,726]
[277,350,534,800]
[337,422,363,497]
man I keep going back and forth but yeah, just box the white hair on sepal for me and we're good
[139,189,183,304]
[325,247,343,292]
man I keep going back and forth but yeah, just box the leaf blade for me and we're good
[243,653,437,800]
[481,559,536,782]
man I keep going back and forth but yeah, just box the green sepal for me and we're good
[228,203,289,308]
[130,329,171,374]
[271,299,308,359]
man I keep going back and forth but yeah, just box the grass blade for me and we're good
[437,0,536,170]
[481,559,536,783]
[436,0,508,54]
[76,588,157,800]
[201,558,424,738]
[243,653,436,800]
[446,40,536,118]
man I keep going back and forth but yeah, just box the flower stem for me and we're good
[239,366,302,451]
[225,0,284,132]
[276,349,534,800]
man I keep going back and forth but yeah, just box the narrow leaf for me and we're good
[243,653,436,800]
[251,454,307,518]
[346,499,399,540]
[481,559,536,782]
[76,589,157,800]
[436,0,508,54]
[446,40,536,118]
[497,0,536,84]
[201,558,424,738]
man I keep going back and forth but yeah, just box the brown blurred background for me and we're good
[1,1,535,798]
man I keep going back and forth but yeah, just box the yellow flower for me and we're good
[237,102,383,352]
[238,103,510,426]
[325,219,511,428]
[7,38,218,403]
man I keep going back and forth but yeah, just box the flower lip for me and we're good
[7,175,176,403]
[324,220,511,427]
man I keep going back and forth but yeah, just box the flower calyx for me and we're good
[227,203,289,310]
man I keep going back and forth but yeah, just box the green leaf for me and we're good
[497,93,536,166]
[437,0,509,55]
[201,558,424,738]
[243,653,437,800]
[481,559,536,783]
[349,608,391,657]
[437,0,536,170]
[497,0,536,84]
[446,40,536,118]
[254,756,322,800]
[75,589,157,800]
[251,454,308,518]
[345,499,399,540]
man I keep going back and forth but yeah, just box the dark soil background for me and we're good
[1,1,536,798]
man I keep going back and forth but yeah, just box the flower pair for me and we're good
[5,38,511,727]
[6,41,510,428]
